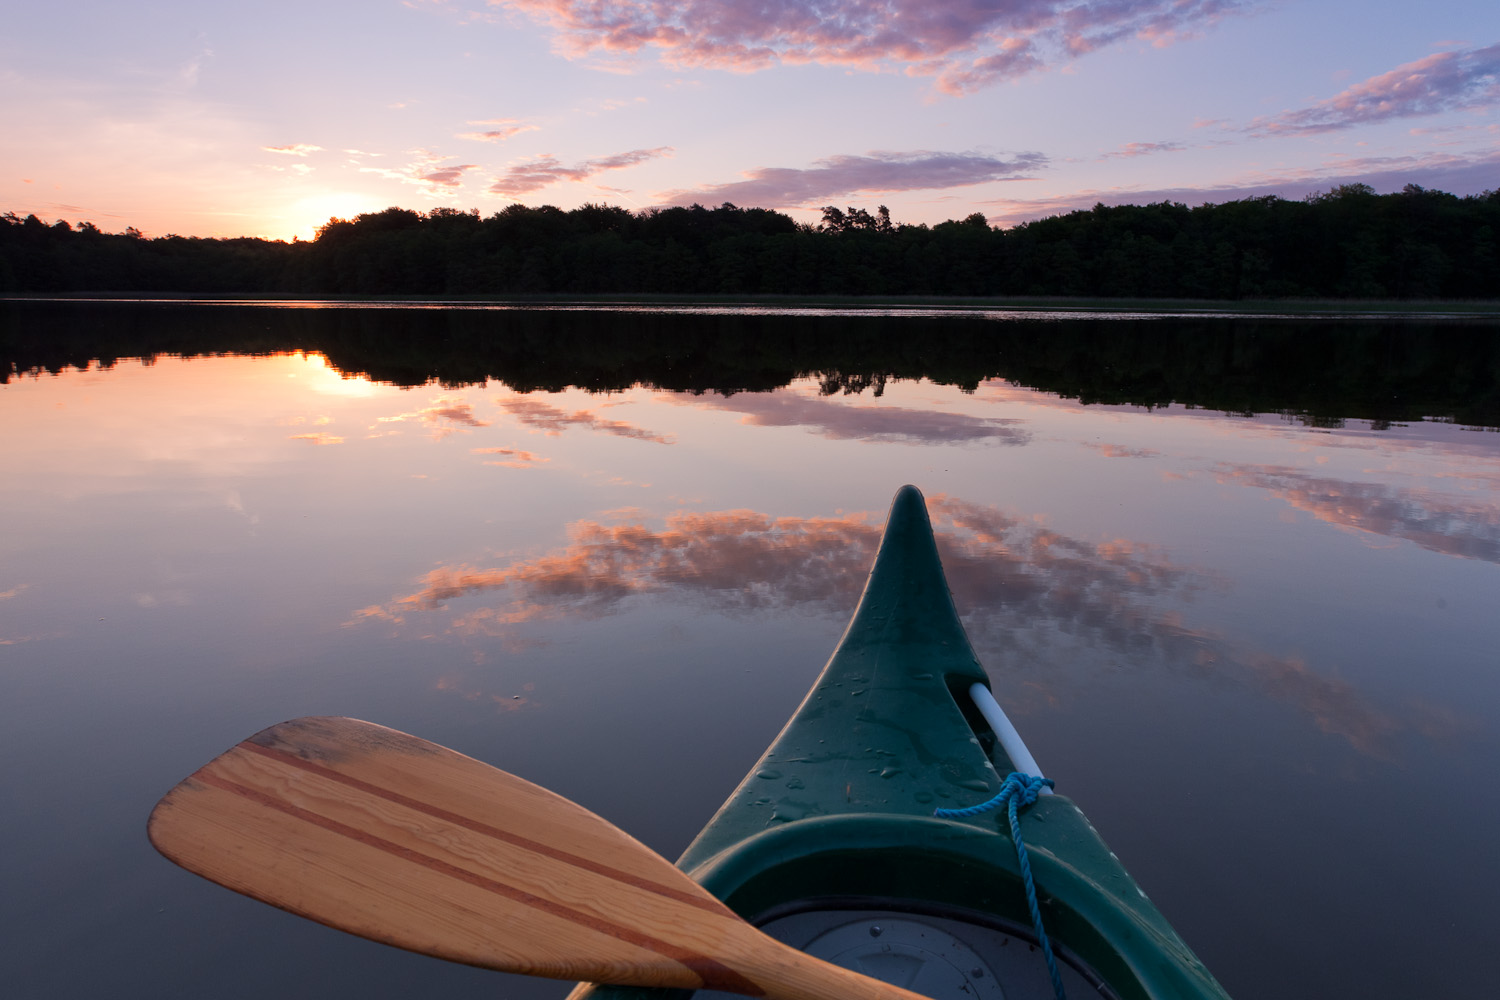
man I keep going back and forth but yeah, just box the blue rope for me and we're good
[934,773,1066,1000]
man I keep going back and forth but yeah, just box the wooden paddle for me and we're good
[148,716,931,1000]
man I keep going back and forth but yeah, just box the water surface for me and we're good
[2,302,1497,999]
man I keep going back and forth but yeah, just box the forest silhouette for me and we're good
[3,184,1499,299]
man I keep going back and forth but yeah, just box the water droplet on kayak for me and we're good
[910,672,933,680]
[958,778,991,792]
[786,777,805,790]
[771,801,812,822]
[756,769,782,780]
[879,767,902,779]
[914,791,934,803]
[869,925,883,938]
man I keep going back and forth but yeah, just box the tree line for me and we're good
[3,184,1498,299]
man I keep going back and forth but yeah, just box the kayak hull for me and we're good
[570,486,1230,1000]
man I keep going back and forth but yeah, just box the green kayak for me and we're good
[568,485,1230,1000]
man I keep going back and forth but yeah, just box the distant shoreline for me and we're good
[6,292,1500,319]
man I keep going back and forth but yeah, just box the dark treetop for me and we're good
[5,184,1500,299]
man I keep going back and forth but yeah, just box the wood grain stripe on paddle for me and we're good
[192,767,762,996]
[239,739,730,915]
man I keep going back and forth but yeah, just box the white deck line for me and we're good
[968,682,1051,794]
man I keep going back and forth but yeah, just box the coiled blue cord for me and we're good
[934,772,1066,1000]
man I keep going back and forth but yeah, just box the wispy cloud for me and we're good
[1246,43,1500,135]
[457,118,540,142]
[659,150,1047,208]
[499,397,673,443]
[1100,141,1186,159]
[1083,443,1162,458]
[262,143,324,156]
[473,446,550,468]
[288,432,345,445]
[378,397,492,438]
[683,392,1032,445]
[488,147,672,196]
[480,0,1254,93]
[360,151,482,193]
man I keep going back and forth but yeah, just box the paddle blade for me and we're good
[148,717,766,993]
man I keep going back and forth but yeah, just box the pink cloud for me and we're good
[457,119,539,142]
[486,0,1253,93]
[659,150,1047,208]
[488,147,672,196]
[378,398,491,438]
[1099,141,1185,159]
[421,164,479,186]
[262,144,324,156]
[1247,44,1500,135]
[1084,443,1162,458]
[361,152,482,192]
[350,495,1418,755]
[472,446,550,468]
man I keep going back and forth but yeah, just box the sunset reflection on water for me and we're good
[3,335,1499,1000]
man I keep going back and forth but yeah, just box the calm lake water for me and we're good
[3,301,1498,999]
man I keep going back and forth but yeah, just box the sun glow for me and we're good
[290,352,382,398]
[284,192,389,241]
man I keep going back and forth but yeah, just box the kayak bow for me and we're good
[570,485,1230,1000]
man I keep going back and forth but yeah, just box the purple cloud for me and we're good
[1247,44,1500,135]
[684,392,1032,446]
[489,0,1254,93]
[1218,465,1500,563]
[659,150,1047,208]
[488,147,673,196]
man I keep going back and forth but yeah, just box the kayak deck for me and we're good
[570,486,1229,1000]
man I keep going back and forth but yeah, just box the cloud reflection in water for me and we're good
[682,392,1031,445]
[353,495,1438,756]
[499,397,674,443]
[376,397,491,439]
[1219,465,1500,564]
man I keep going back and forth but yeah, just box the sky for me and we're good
[3,0,1498,240]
